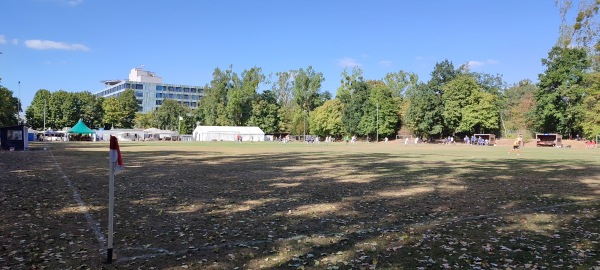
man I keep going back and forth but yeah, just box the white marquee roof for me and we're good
[193,126,265,134]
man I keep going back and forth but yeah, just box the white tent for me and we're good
[97,129,146,141]
[193,126,265,142]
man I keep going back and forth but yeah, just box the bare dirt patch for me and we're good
[1,141,599,269]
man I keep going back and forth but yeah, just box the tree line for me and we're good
[3,45,595,141]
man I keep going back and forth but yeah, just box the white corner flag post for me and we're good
[108,136,123,263]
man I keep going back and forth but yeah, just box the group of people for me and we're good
[586,140,597,149]
[345,135,357,145]
[463,135,491,146]
[404,137,419,146]
[236,134,254,143]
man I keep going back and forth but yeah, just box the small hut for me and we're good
[536,133,562,147]
[473,134,496,146]
[0,125,28,151]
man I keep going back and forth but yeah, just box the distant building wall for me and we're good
[94,68,204,113]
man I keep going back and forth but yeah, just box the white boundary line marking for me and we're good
[49,148,107,250]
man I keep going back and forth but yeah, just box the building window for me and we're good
[156,85,164,91]
[190,88,197,93]
[191,102,197,107]
[135,84,143,90]
[138,106,143,112]
[175,87,182,92]
[156,93,163,98]
[135,91,143,97]
[136,99,142,105]
[183,88,190,92]
[156,100,163,105]
[168,86,174,91]
[183,94,189,99]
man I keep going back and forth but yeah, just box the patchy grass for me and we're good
[1,141,599,269]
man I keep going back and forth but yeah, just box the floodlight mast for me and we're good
[376,103,379,142]
[18,81,21,124]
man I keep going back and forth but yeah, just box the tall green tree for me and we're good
[556,0,600,70]
[292,66,325,135]
[25,89,52,129]
[226,67,263,126]
[384,70,419,97]
[502,80,537,133]
[102,97,124,129]
[154,99,188,131]
[310,98,344,137]
[75,92,104,129]
[408,59,457,137]
[405,82,444,138]
[459,91,500,134]
[342,80,369,135]
[203,67,232,126]
[336,66,363,104]
[358,80,400,139]
[581,72,600,138]
[0,84,19,127]
[442,75,481,135]
[293,66,325,112]
[134,112,156,129]
[47,90,77,129]
[269,71,294,133]
[248,90,280,133]
[533,46,590,137]
[429,59,457,95]
[117,89,139,128]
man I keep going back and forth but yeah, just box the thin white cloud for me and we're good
[44,0,84,6]
[379,60,393,67]
[12,39,19,45]
[467,60,484,68]
[25,39,90,51]
[0,35,6,44]
[467,59,499,69]
[67,0,84,6]
[337,57,361,68]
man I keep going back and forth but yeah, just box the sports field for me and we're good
[1,141,600,269]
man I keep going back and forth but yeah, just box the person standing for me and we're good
[509,134,523,156]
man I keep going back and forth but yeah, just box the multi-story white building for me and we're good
[94,68,205,113]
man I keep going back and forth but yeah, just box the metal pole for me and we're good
[376,103,379,143]
[43,98,46,130]
[303,110,306,142]
[107,160,115,263]
[18,81,21,124]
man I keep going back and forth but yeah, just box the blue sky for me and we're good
[1,0,560,111]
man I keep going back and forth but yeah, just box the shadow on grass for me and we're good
[2,142,599,269]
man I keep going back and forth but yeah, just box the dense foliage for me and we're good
[0,83,19,127]
[16,8,600,141]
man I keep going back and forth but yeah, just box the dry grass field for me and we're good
[1,140,600,269]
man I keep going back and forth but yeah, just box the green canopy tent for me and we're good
[67,119,96,141]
